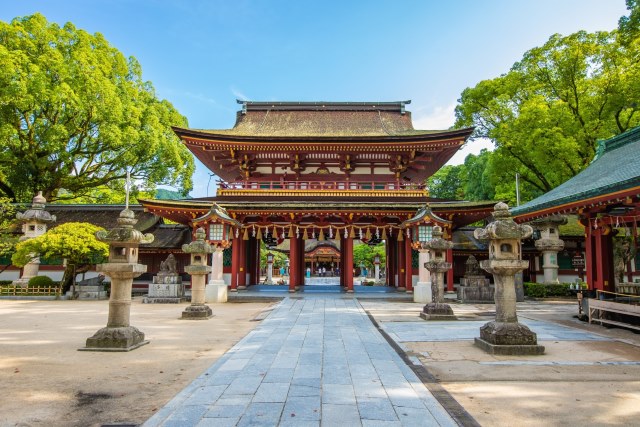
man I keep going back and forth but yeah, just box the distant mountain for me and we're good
[155,189,192,200]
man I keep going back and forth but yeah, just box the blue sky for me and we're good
[0,1,628,197]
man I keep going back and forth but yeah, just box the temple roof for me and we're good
[512,126,640,220]
[178,100,467,139]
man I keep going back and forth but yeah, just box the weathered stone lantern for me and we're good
[193,204,240,303]
[81,208,154,351]
[420,225,456,320]
[13,192,56,286]
[531,214,567,284]
[373,254,381,281]
[265,252,275,285]
[473,202,544,355]
[403,205,451,304]
[181,228,215,319]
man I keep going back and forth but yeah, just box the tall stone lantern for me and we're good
[81,208,154,352]
[13,192,56,286]
[181,228,214,319]
[473,202,544,355]
[531,215,567,284]
[420,226,456,320]
[194,204,239,303]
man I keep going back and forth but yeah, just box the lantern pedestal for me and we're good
[419,302,455,320]
[473,203,544,355]
[81,263,149,352]
[181,229,214,320]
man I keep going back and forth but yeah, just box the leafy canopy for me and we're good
[12,222,108,268]
[0,13,194,203]
[455,27,640,203]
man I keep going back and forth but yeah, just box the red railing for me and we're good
[217,180,426,191]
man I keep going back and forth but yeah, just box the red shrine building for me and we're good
[140,101,496,293]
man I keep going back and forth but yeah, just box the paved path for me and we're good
[143,297,456,426]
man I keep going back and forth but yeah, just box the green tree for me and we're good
[427,164,466,200]
[455,29,640,202]
[462,149,495,201]
[0,197,17,260]
[353,242,385,270]
[619,0,640,45]
[12,222,108,291]
[0,13,194,203]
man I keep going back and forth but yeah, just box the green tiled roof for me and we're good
[512,126,640,217]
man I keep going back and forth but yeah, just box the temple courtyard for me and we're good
[1,296,639,427]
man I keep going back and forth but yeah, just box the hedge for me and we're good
[523,282,579,298]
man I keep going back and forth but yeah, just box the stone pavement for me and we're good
[143,297,457,426]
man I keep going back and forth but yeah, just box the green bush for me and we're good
[0,280,13,286]
[524,282,572,298]
[524,282,547,297]
[28,276,55,287]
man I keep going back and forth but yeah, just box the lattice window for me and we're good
[209,224,223,241]
[418,226,433,242]
[223,247,233,267]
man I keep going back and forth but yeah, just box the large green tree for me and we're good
[12,222,108,291]
[0,13,194,203]
[427,165,465,200]
[455,26,640,202]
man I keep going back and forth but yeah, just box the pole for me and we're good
[515,173,521,207]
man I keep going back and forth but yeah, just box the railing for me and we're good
[216,180,428,196]
[588,290,640,331]
[0,285,62,296]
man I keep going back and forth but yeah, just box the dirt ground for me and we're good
[362,299,640,427]
[0,298,274,427]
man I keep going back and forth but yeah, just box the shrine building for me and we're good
[140,101,496,293]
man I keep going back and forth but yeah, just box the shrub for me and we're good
[524,282,546,297]
[524,282,573,298]
[28,276,55,287]
[0,280,13,286]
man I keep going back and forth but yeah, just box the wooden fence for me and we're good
[0,285,62,296]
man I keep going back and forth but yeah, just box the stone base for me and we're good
[142,297,184,304]
[11,278,30,288]
[76,285,107,300]
[413,282,432,303]
[181,305,213,320]
[80,326,149,352]
[420,302,457,321]
[457,286,494,303]
[205,282,228,303]
[237,285,247,290]
[474,337,545,355]
[479,321,542,346]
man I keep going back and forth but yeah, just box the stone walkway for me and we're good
[143,297,456,426]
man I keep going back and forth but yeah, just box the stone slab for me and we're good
[474,337,546,355]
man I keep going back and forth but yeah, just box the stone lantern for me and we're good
[373,254,381,281]
[531,215,567,284]
[420,226,456,320]
[473,202,544,355]
[13,192,56,286]
[181,228,214,319]
[194,204,239,303]
[265,252,274,285]
[81,208,154,351]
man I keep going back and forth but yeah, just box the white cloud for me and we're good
[412,102,457,130]
[230,86,249,101]
[446,137,494,165]
[412,102,495,165]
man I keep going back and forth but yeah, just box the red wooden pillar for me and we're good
[298,237,305,287]
[289,234,299,292]
[247,237,256,285]
[446,248,454,292]
[386,240,394,287]
[344,236,354,292]
[230,235,240,291]
[404,236,413,293]
[252,237,260,285]
[397,238,406,290]
[340,235,345,287]
[585,224,594,289]
[594,228,615,292]
[237,237,247,289]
